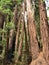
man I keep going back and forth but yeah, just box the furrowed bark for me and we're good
[23,2,31,64]
[39,0,49,60]
[23,1,30,53]
[26,0,39,60]
[30,0,49,65]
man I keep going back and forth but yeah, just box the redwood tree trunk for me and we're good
[26,0,39,60]
[39,0,49,60]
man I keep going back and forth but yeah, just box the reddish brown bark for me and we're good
[26,0,39,60]
[30,0,49,65]
[39,0,49,60]
[30,52,48,65]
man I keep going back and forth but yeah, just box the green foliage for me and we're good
[0,0,12,14]
[47,7,49,10]
[5,22,15,30]
[48,17,49,24]
[0,29,7,34]
[0,39,6,46]
[16,0,22,5]
[0,0,23,15]
[0,22,15,47]
[0,22,15,33]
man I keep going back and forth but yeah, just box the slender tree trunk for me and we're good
[3,14,11,64]
[15,13,21,62]
[0,13,5,43]
[8,5,18,52]
[26,0,39,60]
[3,30,10,65]
[15,18,24,63]
[9,30,15,49]
[13,5,18,29]
[8,5,18,51]
[0,13,5,28]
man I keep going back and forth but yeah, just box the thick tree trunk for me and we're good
[39,0,49,60]
[22,2,31,64]
[26,0,39,60]
[30,0,49,65]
